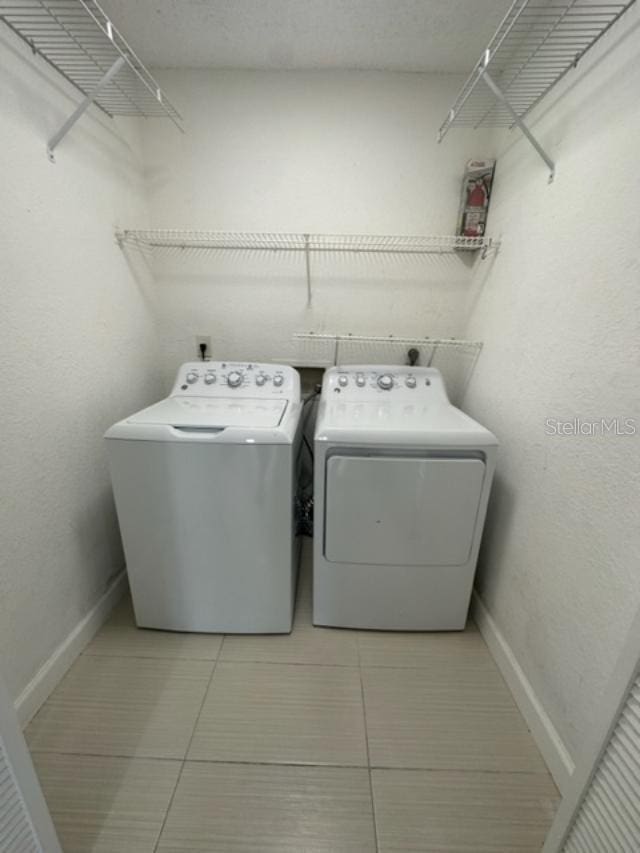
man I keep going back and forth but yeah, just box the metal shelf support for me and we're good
[304,233,312,307]
[479,51,556,182]
[47,54,125,161]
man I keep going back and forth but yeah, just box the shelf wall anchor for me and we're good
[47,55,127,162]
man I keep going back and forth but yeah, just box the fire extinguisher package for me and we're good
[456,159,496,238]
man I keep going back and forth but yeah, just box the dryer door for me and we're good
[324,455,485,566]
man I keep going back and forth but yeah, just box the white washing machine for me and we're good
[105,361,302,634]
[313,365,498,630]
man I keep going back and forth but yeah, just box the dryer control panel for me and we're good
[323,365,449,402]
[171,362,300,400]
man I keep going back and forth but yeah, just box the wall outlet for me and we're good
[195,335,211,360]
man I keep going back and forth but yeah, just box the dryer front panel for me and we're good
[324,455,485,567]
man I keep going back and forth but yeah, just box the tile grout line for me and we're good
[26,747,556,776]
[82,649,501,672]
[152,634,226,853]
[357,634,381,853]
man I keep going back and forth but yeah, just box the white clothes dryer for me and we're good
[105,362,302,634]
[313,365,497,630]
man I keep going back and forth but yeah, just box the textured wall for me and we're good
[0,29,163,700]
[462,6,640,762]
[141,70,491,383]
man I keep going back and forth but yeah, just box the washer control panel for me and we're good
[171,362,299,398]
[323,365,448,401]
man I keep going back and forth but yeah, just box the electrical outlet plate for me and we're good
[195,335,211,360]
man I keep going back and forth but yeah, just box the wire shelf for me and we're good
[116,230,495,255]
[293,333,483,403]
[0,0,182,126]
[439,0,634,132]
[438,0,636,177]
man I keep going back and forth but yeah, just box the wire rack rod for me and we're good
[116,230,496,256]
[0,0,183,128]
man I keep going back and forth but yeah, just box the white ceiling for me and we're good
[98,0,512,73]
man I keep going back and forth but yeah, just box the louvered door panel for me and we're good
[0,738,41,853]
[564,680,640,852]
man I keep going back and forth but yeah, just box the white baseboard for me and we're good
[14,571,128,727]
[472,590,575,794]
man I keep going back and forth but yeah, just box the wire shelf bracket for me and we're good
[437,0,637,182]
[116,230,499,308]
[0,0,184,161]
[481,50,556,181]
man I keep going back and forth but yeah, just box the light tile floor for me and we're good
[27,539,559,852]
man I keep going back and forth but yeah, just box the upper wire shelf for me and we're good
[438,0,636,178]
[0,0,183,157]
[116,230,495,256]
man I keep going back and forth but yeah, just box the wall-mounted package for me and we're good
[456,159,495,238]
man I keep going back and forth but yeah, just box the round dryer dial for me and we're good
[186,372,198,384]
[227,371,243,388]
[204,373,216,385]
[255,375,266,386]
[273,375,284,387]
[377,374,394,390]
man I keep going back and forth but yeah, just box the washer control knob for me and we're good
[186,372,198,384]
[356,374,366,387]
[255,374,266,386]
[273,375,284,387]
[204,373,216,385]
[405,376,417,388]
[377,374,393,390]
[338,375,349,387]
[227,371,243,388]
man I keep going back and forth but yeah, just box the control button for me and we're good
[273,375,284,387]
[425,378,431,386]
[186,372,198,384]
[204,373,216,385]
[405,376,417,388]
[338,375,349,387]
[356,374,366,387]
[255,375,266,386]
[377,374,393,390]
[227,371,243,388]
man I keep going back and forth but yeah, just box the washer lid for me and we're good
[127,396,287,429]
